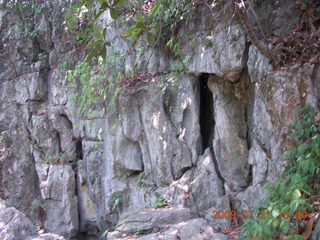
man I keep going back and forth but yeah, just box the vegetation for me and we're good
[111,195,122,211]
[5,0,48,39]
[136,169,152,189]
[241,106,320,240]
[66,56,108,116]
[42,152,76,164]
[154,197,168,208]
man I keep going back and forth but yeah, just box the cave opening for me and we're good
[199,73,214,152]
[76,138,83,160]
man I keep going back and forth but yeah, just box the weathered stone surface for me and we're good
[0,200,37,240]
[77,160,98,235]
[1,104,41,220]
[247,45,273,83]
[14,72,45,104]
[248,46,320,184]
[205,195,231,231]
[49,107,76,156]
[38,165,79,239]
[235,184,267,211]
[115,208,193,235]
[189,149,225,215]
[138,218,228,240]
[1,1,320,239]
[179,6,246,81]
[208,75,250,191]
[27,233,65,240]
[248,140,268,186]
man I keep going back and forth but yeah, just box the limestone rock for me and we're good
[27,233,65,240]
[204,196,231,231]
[208,75,250,191]
[76,160,98,235]
[179,6,246,81]
[189,149,225,215]
[0,200,36,240]
[138,218,228,240]
[115,208,193,235]
[14,72,45,104]
[40,165,79,239]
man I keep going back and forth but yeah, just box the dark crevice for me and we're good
[55,131,62,153]
[199,73,225,184]
[242,40,251,69]
[75,138,83,160]
[199,73,214,152]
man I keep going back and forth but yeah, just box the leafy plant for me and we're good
[241,106,320,239]
[42,152,76,164]
[7,0,51,40]
[111,195,122,211]
[155,197,168,208]
[136,169,152,189]
[135,228,146,237]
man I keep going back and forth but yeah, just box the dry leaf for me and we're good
[302,213,318,240]
[315,113,320,122]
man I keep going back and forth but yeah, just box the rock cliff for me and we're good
[0,0,319,239]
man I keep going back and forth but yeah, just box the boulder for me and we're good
[114,208,193,235]
[0,200,36,240]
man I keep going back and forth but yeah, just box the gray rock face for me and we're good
[208,75,250,191]
[179,5,246,81]
[0,200,37,240]
[108,207,193,238]
[138,218,228,240]
[1,1,320,239]
[248,46,320,183]
[39,165,79,239]
[189,149,225,215]
[27,233,65,240]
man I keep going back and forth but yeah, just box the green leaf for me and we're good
[103,27,107,38]
[101,45,107,60]
[123,26,138,36]
[135,15,144,22]
[100,2,109,9]
[93,30,104,41]
[147,32,156,45]
[132,29,144,45]
[85,41,102,50]
[148,2,161,18]
[152,22,161,29]
[113,0,126,7]
[122,25,138,36]
[136,21,146,28]
[93,9,105,23]
[110,8,119,19]
[98,0,107,4]
[85,45,102,62]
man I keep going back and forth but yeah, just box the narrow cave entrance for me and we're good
[199,73,214,152]
[75,138,83,160]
